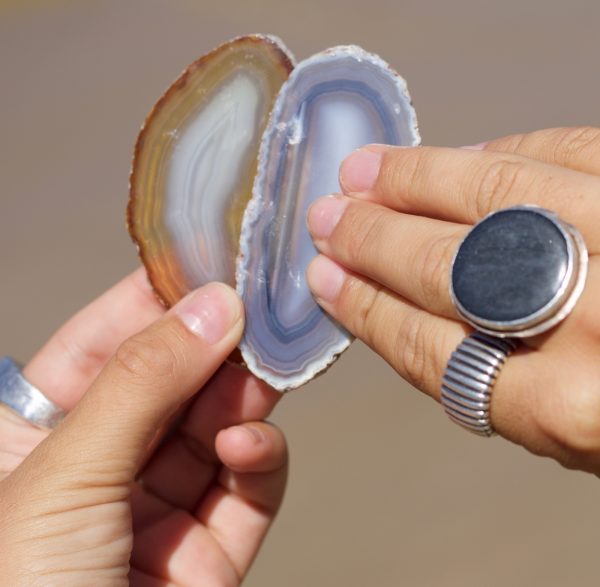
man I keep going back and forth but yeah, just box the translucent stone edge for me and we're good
[236,44,421,392]
[127,33,296,308]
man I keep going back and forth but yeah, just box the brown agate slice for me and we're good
[128,35,294,307]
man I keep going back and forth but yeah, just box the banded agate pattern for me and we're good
[237,46,421,390]
[128,35,294,306]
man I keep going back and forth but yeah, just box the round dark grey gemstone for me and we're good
[452,208,569,323]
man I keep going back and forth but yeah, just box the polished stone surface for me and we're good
[452,208,569,323]
[128,36,293,307]
[7,4,600,586]
[237,46,420,390]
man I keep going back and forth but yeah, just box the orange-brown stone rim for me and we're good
[127,34,295,309]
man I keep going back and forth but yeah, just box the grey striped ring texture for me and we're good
[440,333,517,437]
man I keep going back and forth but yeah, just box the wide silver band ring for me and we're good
[443,207,586,435]
[0,357,66,429]
[441,333,517,437]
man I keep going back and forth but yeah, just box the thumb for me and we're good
[24,282,244,483]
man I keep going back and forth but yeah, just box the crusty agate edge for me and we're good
[236,45,421,392]
[127,34,296,309]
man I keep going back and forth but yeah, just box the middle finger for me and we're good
[307,195,468,318]
[339,145,600,252]
[137,363,280,513]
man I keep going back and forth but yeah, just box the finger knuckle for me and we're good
[554,126,600,166]
[345,206,388,267]
[393,313,430,390]
[362,295,386,350]
[537,384,600,455]
[379,147,430,202]
[342,278,384,348]
[472,158,529,218]
[494,133,529,154]
[54,331,105,380]
[561,295,600,340]
[114,332,180,383]
[418,233,458,311]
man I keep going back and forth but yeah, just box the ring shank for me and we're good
[0,357,66,429]
[441,333,517,437]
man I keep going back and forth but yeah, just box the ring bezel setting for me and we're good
[450,205,588,338]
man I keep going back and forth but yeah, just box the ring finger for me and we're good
[308,190,598,350]
[306,256,600,473]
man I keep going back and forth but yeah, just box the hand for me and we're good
[0,270,287,586]
[306,126,600,475]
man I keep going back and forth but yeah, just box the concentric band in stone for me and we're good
[0,357,66,429]
[236,45,420,390]
[441,333,517,437]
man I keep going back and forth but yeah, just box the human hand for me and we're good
[306,127,600,474]
[0,270,287,586]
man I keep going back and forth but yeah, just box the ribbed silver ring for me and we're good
[0,357,66,429]
[441,333,517,437]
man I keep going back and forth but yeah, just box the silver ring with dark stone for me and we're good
[441,332,517,436]
[450,205,588,338]
[0,357,66,429]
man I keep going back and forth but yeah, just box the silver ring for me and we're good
[450,205,588,338]
[0,357,66,429]
[441,333,517,436]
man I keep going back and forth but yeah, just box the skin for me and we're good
[2,125,599,585]
[0,270,287,586]
[306,126,600,475]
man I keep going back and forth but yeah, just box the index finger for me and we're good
[482,126,600,175]
[24,267,165,410]
[339,145,600,251]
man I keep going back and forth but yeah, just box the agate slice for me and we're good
[128,35,294,306]
[237,46,421,390]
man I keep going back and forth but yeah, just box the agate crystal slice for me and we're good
[128,37,420,391]
[128,35,294,306]
[237,46,421,390]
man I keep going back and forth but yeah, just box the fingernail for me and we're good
[306,256,345,303]
[339,148,382,193]
[229,424,264,445]
[244,425,265,444]
[307,196,348,240]
[175,283,241,344]
[460,142,487,150]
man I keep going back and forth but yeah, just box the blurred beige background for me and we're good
[1,1,599,585]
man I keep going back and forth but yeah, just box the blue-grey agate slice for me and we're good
[237,46,421,391]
